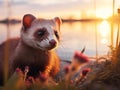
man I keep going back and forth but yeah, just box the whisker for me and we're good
[58,42,66,49]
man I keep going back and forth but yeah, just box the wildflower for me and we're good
[25,79,32,87]
[73,51,89,63]
[75,68,91,85]
[70,80,74,84]
[64,52,90,84]
[24,66,29,73]
[15,68,24,78]
[70,51,90,72]
[25,76,35,87]
[28,76,34,83]
[24,66,29,81]
[39,72,48,82]
[15,68,21,73]
[82,68,91,76]
[64,66,70,74]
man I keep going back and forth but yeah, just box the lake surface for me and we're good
[0,21,118,60]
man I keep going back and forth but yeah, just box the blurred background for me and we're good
[0,0,120,60]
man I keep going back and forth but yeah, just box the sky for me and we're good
[0,0,120,19]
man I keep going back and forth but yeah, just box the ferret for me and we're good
[0,14,62,86]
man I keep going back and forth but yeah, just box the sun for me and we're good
[96,8,112,19]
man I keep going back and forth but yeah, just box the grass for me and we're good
[1,46,120,90]
[0,51,91,90]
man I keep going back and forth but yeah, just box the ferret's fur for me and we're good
[0,14,62,86]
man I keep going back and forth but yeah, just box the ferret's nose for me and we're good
[49,39,57,46]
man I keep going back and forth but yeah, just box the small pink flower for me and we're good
[39,72,48,82]
[15,68,24,79]
[24,66,29,73]
[74,51,89,63]
[70,80,74,84]
[15,68,23,75]
[15,68,21,73]
[24,66,29,81]
[64,66,70,74]
[28,76,34,83]
[25,79,32,87]
[82,68,91,76]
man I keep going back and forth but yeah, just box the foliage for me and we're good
[0,51,91,90]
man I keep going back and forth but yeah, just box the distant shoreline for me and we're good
[0,17,120,24]
[0,18,21,24]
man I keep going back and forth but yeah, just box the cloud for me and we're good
[5,0,87,19]
[0,0,98,19]
[28,0,78,5]
[0,0,116,19]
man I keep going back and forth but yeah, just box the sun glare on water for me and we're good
[96,8,112,19]
[97,20,110,44]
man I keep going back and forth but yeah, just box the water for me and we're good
[0,21,118,60]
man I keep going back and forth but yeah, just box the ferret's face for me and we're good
[21,14,62,51]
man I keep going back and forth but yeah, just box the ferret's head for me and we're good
[21,14,62,51]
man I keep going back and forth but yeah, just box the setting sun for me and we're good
[96,8,112,19]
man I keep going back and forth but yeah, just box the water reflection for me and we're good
[97,20,110,44]
[0,20,118,60]
[0,24,20,44]
[97,21,110,37]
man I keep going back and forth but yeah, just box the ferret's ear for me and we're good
[54,17,62,27]
[22,14,36,29]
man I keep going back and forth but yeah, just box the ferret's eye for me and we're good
[38,30,45,36]
[54,31,59,39]
[37,28,46,36]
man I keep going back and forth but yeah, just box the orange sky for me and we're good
[0,0,120,19]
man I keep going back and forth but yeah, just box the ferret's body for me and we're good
[0,14,62,86]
